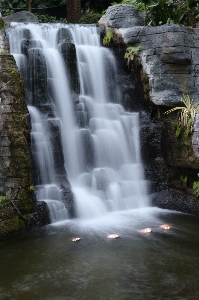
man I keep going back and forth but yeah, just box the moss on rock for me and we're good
[0,51,33,237]
[0,216,26,236]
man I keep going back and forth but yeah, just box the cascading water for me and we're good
[7,23,150,223]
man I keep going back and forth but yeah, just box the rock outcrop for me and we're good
[0,16,50,237]
[99,5,199,107]
[99,4,145,30]
[99,5,199,215]
[4,11,39,23]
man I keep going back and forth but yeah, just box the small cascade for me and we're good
[7,23,150,223]
[28,105,68,222]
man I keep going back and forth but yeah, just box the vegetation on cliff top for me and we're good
[111,0,199,27]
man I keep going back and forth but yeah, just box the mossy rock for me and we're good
[0,216,26,236]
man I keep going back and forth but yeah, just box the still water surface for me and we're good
[1,207,199,300]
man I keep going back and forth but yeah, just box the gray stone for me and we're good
[57,28,73,44]
[4,11,39,24]
[98,5,144,30]
[21,39,43,57]
[28,48,48,107]
[161,46,191,64]
[121,27,145,44]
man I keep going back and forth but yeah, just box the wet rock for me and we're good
[21,39,43,57]
[4,11,39,23]
[152,189,199,216]
[57,28,73,44]
[59,42,79,94]
[28,48,48,107]
[27,201,51,228]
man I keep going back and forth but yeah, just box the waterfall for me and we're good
[7,23,150,222]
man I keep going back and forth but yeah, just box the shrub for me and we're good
[35,13,67,23]
[79,12,102,24]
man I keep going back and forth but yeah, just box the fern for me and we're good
[103,29,114,46]
[124,46,142,66]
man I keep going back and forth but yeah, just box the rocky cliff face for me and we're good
[99,5,199,215]
[0,16,50,237]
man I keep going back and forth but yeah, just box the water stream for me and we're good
[7,23,149,222]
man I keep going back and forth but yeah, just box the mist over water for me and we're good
[7,23,149,223]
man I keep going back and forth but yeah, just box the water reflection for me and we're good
[1,207,199,300]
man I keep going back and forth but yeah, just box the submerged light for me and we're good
[72,237,81,242]
[107,234,120,239]
[139,228,152,233]
[160,224,170,230]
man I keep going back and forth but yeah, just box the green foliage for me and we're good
[110,0,198,27]
[79,12,102,24]
[124,46,142,65]
[29,185,34,191]
[175,121,182,138]
[180,175,187,187]
[103,29,114,46]
[172,119,192,145]
[35,13,67,23]
[0,195,7,201]
[111,0,145,11]
[0,195,8,208]
[111,0,135,4]
[165,94,199,134]
[193,173,199,197]
[81,0,114,13]
[145,0,187,26]
[1,8,13,16]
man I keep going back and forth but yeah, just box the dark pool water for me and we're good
[1,207,199,300]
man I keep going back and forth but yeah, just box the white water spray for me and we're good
[7,23,150,222]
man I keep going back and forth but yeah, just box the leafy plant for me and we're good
[35,13,67,23]
[0,195,8,208]
[193,173,199,197]
[175,121,182,137]
[103,29,114,46]
[180,175,187,187]
[0,8,13,16]
[29,185,34,191]
[79,12,102,24]
[146,0,186,26]
[124,46,142,65]
[164,94,199,132]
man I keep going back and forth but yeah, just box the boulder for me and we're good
[4,11,39,23]
[98,4,144,30]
